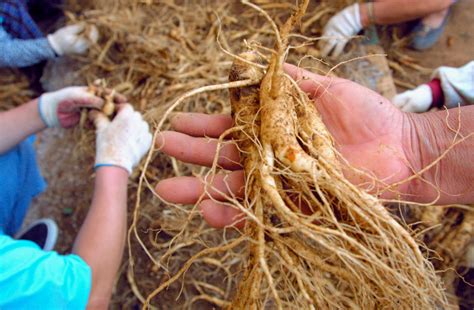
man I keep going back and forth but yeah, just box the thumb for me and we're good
[392,92,410,108]
[392,93,404,106]
[331,40,347,58]
[87,25,99,43]
[89,110,110,130]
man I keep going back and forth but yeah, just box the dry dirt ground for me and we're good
[391,0,474,88]
[405,0,473,77]
[21,0,473,308]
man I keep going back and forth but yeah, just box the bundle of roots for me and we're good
[225,2,445,308]
[143,1,448,309]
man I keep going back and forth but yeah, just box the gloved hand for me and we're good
[392,85,433,113]
[319,3,362,58]
[47,23,99,56]
[39,87,126,128]
[90,104,152,175]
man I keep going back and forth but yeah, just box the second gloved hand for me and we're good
[319,3,362,58]
[91,104,152,175]
[39,86,126,128]
[47,23,99,56]
[392,85,433,113]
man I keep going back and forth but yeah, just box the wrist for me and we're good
[47,34,63,56]
[95,165,129,180]
[30,99,48,132]
[403,110,474,204]
[359,3,370,28]
[426,79,444,109]
[95,164,130,176]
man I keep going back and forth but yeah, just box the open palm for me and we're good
[155,64,415,228]
[285,64,414,195]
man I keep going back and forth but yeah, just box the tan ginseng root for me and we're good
[88,79,116,116]
[228,0,447,308]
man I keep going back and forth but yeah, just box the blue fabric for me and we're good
[0,0,44,39]
[0,135,46,236]
[0,26,56,67]
[0,138,92,308]
[0,235,92,309]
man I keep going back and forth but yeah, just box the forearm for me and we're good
[0,99,46,154]
[72,166,128,307]
[405,106,474,204]
[359,0,452,27]
[0,37,56,67]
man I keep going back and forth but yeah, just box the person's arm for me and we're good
[320,0,453,57]
[392,61,474,113]
[405,105,474,204]
[72,104,152,307]
[72,167,128,308]
[0,23,98,68]
[0,27,56,67]
[359,0,453,27]
[0,99,45,154]
[0,86,109,155]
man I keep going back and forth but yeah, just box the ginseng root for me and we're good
[226,0,447,308]
[88,79,116,116]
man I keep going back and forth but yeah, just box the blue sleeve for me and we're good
[0,235,92,309]
[0,26,56,68]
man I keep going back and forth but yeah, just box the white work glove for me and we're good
[91,104,152,175]
[47,23,99,56]
[319,3,362,58]
[392,85,433,113]
[39,86,104,128]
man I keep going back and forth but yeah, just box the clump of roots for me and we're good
[88,79,116,116]
[225,1,447,308]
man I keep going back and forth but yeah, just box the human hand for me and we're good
[155,65,417,228]
[90,104,152,175]
[47,23,99,56]
[284,64,416,192]
[392,85,433,113]
[38,86,126,128]
[319,3,362,58]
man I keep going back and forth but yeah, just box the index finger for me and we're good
[171,113,233,138]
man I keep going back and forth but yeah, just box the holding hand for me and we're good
[319,4,362,58]
[90,104,152,175]
[47,23,99,56]
[38,86,126,128]
[155,64,417,228]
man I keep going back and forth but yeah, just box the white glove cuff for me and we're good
[38,94,60,128]
[47,34,63,56]
[349,3,362,32]
[95,149,133,175]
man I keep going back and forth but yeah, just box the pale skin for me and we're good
[0,98,127,308]
[359,0,453,27]
[156,64,474,228]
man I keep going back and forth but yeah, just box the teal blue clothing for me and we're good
[0,235,92,309]
[0,136,92,308]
